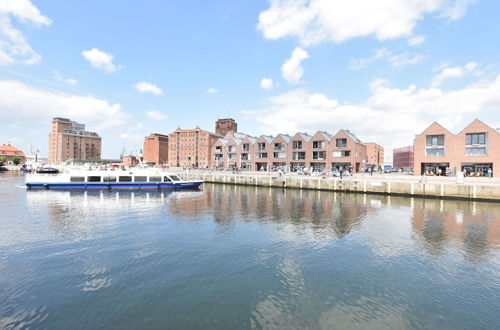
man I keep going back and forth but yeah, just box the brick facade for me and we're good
[143,133,168,165]
[413,119,500,177]
[211,129,371,173]
[167,126,222,168]
[48,117,101,164]
[365,142,384,170]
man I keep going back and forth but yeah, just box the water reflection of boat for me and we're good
[26,170,203,190]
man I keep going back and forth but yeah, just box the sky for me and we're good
[1,0,500,161]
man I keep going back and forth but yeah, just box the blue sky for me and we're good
[1,0,500,160]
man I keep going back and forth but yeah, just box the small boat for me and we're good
[36,167,60,174]
[26,169,203,190]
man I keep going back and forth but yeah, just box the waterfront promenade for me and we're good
[174,169,500,202]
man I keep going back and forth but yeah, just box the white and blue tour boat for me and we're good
[25,169,203,190]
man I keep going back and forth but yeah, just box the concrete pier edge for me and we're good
[179,172,500,203]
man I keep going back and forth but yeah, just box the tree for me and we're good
[0,156,6,166]
[12,156,22,165]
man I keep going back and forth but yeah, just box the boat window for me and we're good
[70,176,85,182]
[170,175,181,181]
[134,176,147,182]
[87,176,101,182]
[119,176,132,182]
[163,176,172,182]
[149,176,161,182]
[103,176,116,182]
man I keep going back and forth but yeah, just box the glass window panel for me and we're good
[479,133,485,144]
[466,134,472,145]
[70,177,85,182]
[134,176,147,182]
[119,176,132,182]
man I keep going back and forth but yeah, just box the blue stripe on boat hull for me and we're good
[26,181,203,190]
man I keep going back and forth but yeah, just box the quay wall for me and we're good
[178,172,500,202]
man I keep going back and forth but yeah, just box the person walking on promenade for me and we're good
[488,167,492,178]
[339,166,344,180]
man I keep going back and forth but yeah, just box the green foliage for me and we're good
[12,156,22,165]
[0,156,6,165]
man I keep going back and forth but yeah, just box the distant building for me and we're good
[393,146,414,170]
[48,117,101,164]
[143,133,168,165]
[168,126,222,168]
[0,144,25,164]
[123,155,139,167]
[413,119,500,176]
[215,118,237,136]
[365,142,384,170]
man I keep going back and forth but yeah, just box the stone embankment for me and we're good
[177,171,500,202]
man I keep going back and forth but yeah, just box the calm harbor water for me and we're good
[1,172,499,330]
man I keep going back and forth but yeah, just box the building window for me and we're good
[332,150,350,157]
[258,143,266,151]
[336,138,347,148]
[241,153,249,160]
[228,146,235,152]
[292,141,302,149]
[256,152,268,158]
[465,133,487,156]
[242,143,250,152]
[313,151,326,160]
[425,134,445,157]
[273,152,286,158]
[229,153,237,159]
[466,147,486,156]
[312,141,325,149]
[273,143,284,150]
[292,152,305,160]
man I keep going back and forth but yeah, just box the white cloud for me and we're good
[350,48,424,70]
[82,48,118,73]
[0,79,130,130]
[431,62,478,87]
[260,77,274,89]
[0,0,51,65]
[441,0,477,20]
[53,70,77,86]
[407,35,426,46]
[282,47,309,84]
[134,82,163,95]
[146,110,166,121]
[243,75,500,160]
[206,87,218,94]
[258,0,475,46]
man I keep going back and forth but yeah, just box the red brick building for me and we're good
[48,117,101,164]
[393,146,414,170]
[143,133,168,165]
[211,128,370,173]
[413,119,500,176]
[168,126,222,168]
[215,118,237,136]
[365,142,384,170]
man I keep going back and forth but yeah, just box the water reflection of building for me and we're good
[412,198,500,257]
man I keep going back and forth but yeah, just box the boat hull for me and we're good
[26,181,204,190]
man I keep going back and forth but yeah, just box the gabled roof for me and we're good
[416,121,454,137]
[313,131,333,141]
[258,135,274,143]
[0,144,25,156]
[296,132,312,142]
[456,118,500,135]
[274,134,292,143]
[343,130,363,144]
[244,136,257,144]
[215,139,228,146]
